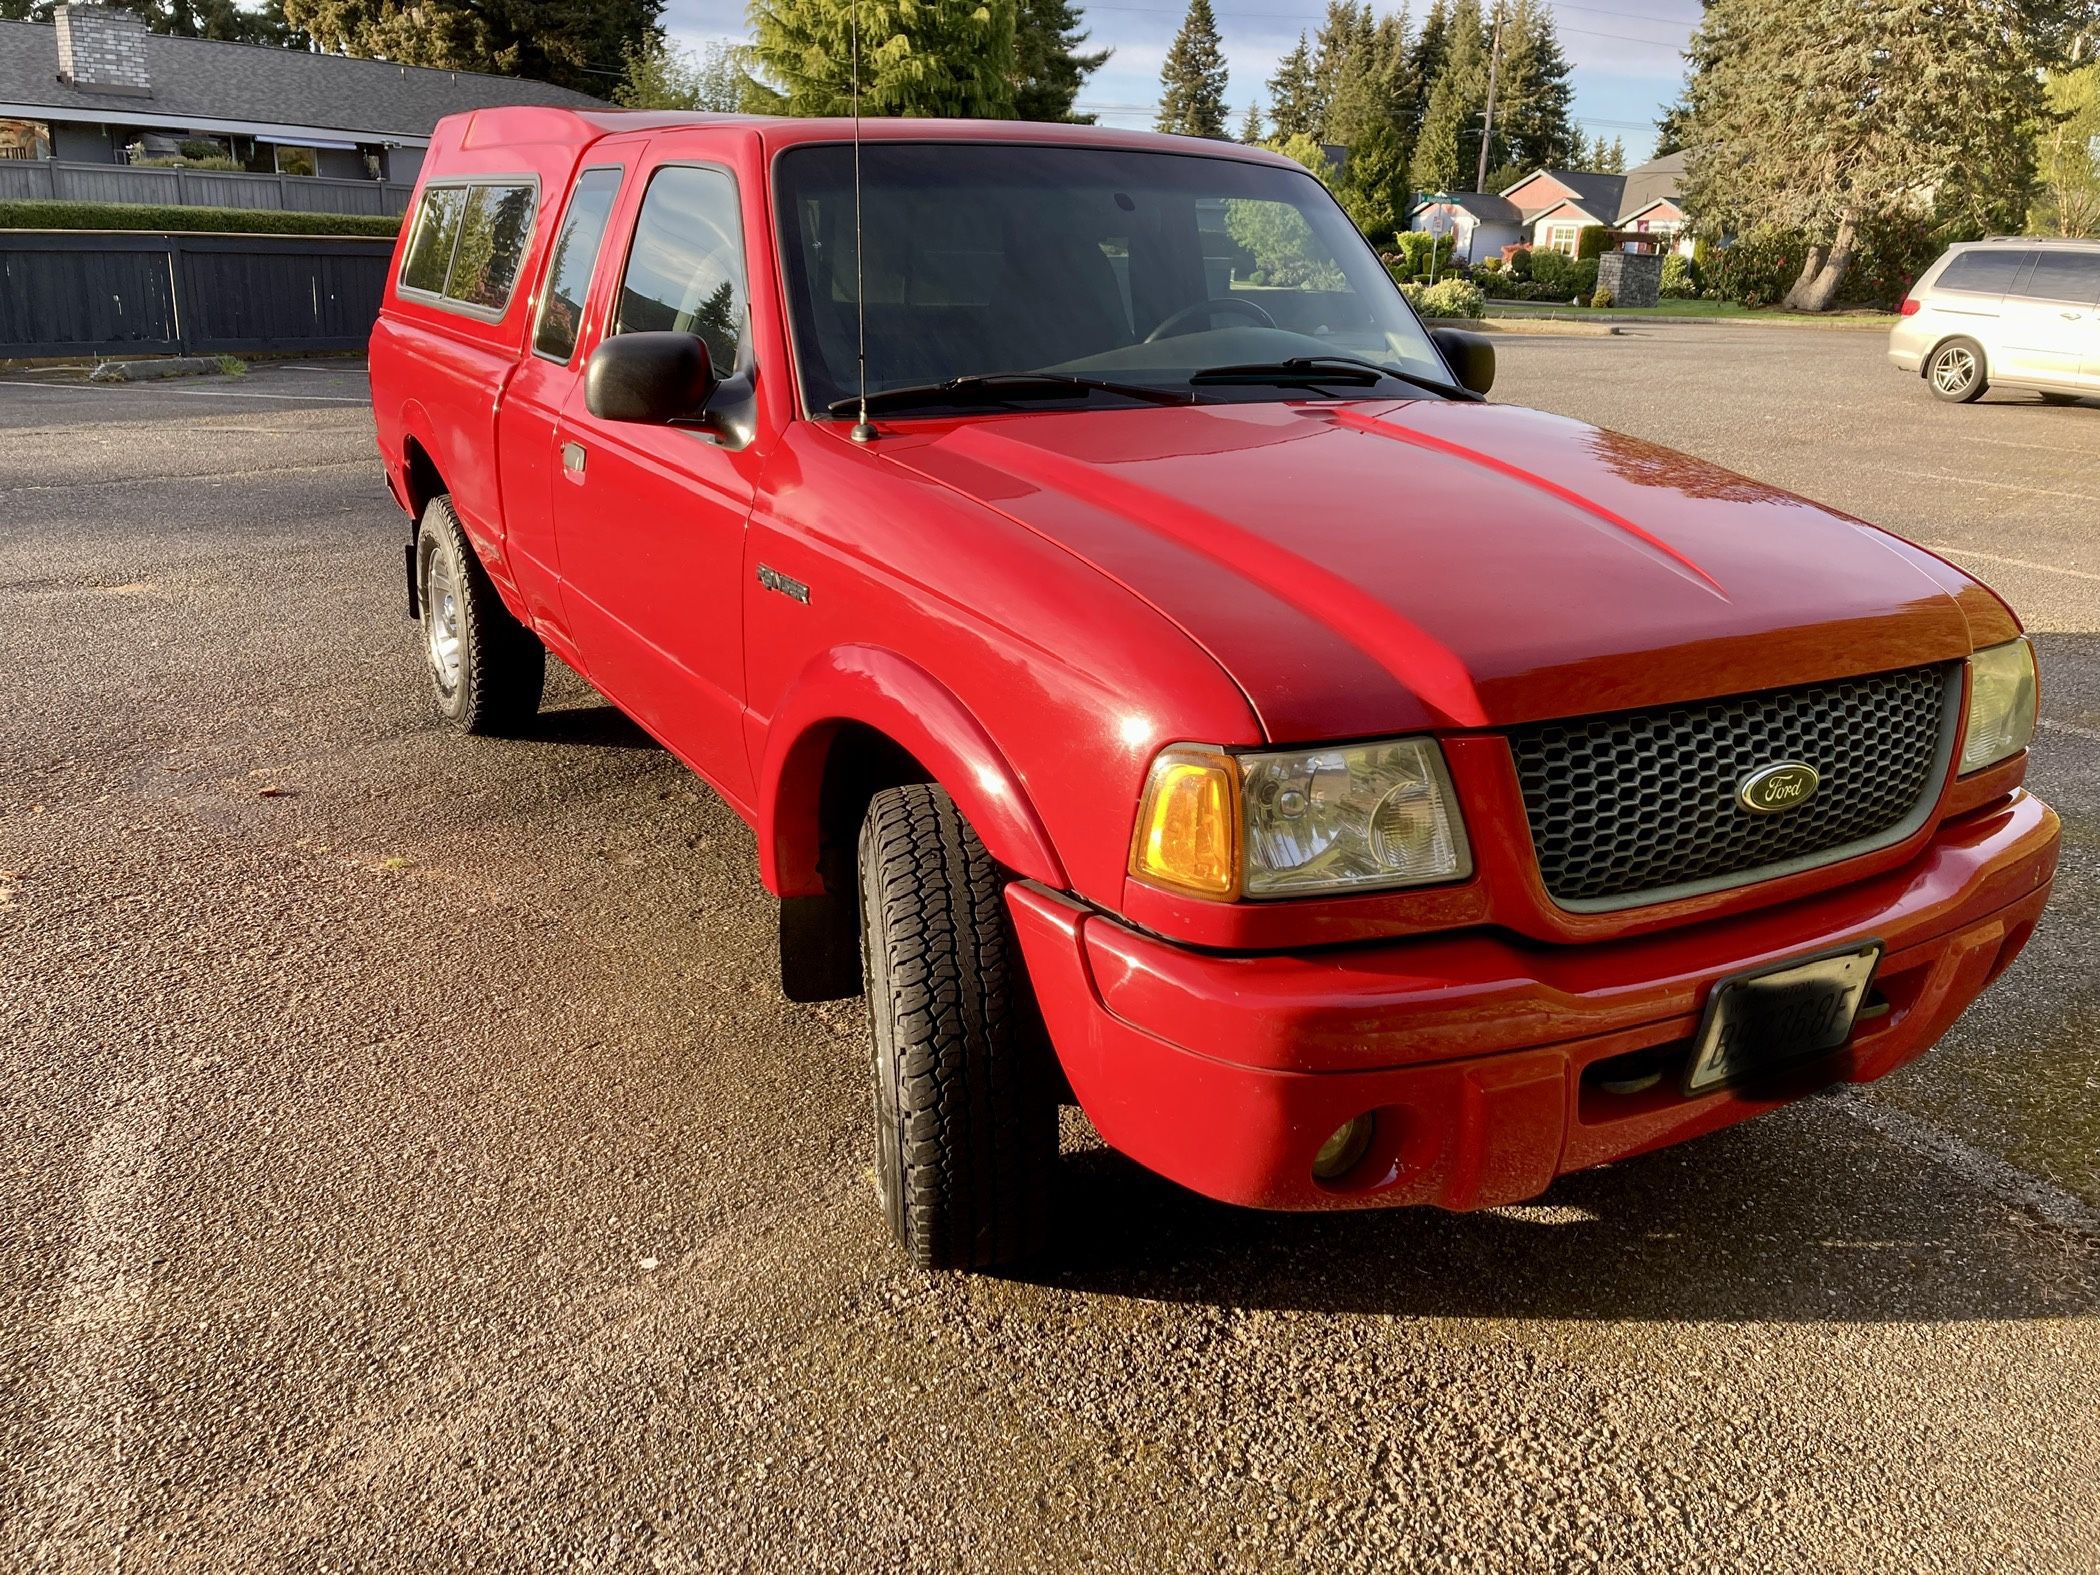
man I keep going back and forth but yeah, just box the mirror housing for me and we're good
[585,331,717,423]
[1429,327,1495,397]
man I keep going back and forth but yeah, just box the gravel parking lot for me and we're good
[2,327,2095,1571]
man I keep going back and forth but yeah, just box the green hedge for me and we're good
[0,199,400,237]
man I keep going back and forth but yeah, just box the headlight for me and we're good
[1961,638,2038,774]
[1129,738,1470,900]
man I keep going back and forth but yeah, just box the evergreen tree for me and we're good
[1585,132,1627,172]
[1156,0,1230,138]
[1409,0,1450,127]
[1312,0,1373,137]
[615,37,755,110]
[1410,0,1485,192]
[285,0,654,91]
[1683,0,2059,310]
[1494,0,1577,172]
[1371,10,1420,153]
[1013,0,1110,122]
[1654,92,1693,155]
[1267,33,1321,139]
[1238,102,1265,143]
[2031,63,2100,236]
[746,0,1018,116]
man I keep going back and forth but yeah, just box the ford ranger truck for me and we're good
[368,109,2058,1271]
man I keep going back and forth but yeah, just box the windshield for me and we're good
[774,142,1450,416]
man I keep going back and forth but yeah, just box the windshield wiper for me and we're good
[825,372,1195,418]
[1187,355,1473,401]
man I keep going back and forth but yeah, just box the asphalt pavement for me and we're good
[1,332,2095,1571]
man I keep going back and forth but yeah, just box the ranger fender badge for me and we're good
[756,564,811,605]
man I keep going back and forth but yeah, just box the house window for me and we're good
[274,144,318,178]
[0,118,50,161]
[1545,223,1581,256]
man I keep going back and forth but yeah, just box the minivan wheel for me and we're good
[1927,339,1987,403]
[415,494,545,734]
[858,783,1055,1271]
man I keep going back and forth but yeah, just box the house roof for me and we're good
[1501,167,1627,220]
[0,20,603,145]
[1410,190,1522,225]
[1614,149,1687,224]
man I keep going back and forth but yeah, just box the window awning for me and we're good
[254,135,361,151]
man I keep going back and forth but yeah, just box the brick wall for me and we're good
[54,4,153,96]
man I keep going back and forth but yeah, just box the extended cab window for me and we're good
[613,165,747,375]
[535,167,623,362]
[399,180,538,315]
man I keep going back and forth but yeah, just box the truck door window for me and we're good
[534,167,623,363]
[613,165,747,376]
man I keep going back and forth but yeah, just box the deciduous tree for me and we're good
[615,36,755,110]
[2031,62,2100,235]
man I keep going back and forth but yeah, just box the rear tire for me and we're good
[1927,338,1987,403]
[859,784,1055,1271]
[415,495,545,735]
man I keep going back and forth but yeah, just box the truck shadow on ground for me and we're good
[1032,1098,2099,1322]
[526,701,661,751]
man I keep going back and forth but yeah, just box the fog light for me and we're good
[1311,1115,1375,1181]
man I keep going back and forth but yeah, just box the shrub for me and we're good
[1571,257,1599,298]
[1589,288,1614,310]
[1529,247,1571,292]
[1576,225,1613,261]
[1502,242,1532,279]
[1475,255,1502,275]
[1390,228,1458,276]
[0,199,401,237]
[132,154,245,171]
[1659,252,1700,298]
[1403,276,1486,319]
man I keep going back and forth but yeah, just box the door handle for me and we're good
[560,441,586,475]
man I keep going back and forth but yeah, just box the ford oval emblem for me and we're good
[1737,761,1820,815]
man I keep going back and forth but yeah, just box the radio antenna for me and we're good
[847,0,876,443]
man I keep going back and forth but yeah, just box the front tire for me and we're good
[859,784,1055,1271]
[1927,338,1987,403]
[415,495,545,735]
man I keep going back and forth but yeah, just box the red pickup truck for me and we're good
[369,108,2058,1270]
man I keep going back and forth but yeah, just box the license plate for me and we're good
[1683,943,1883,1095]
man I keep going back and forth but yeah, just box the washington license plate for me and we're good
[1683,943,1883,1095]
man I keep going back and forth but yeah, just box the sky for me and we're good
[663,0,1702,164]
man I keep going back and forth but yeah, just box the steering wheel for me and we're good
[1142,296,1278,343]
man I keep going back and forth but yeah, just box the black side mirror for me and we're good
[1429,327,1495,397]
[585,331,717,423]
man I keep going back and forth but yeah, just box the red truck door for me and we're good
[551,159,762,806]
[491,163,626,666]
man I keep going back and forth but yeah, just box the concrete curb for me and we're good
[1482,307,1895,332]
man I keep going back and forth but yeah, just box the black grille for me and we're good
[1511,664,1956,908]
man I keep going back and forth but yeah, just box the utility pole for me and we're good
[1475,2,1506,193]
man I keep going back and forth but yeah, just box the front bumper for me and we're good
[1008,791,2058,1212]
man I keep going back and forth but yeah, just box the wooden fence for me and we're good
[0,230,395,358]
[0,158,413,216]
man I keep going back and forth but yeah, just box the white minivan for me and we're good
[1890,237,2100,404]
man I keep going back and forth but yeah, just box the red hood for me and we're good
[878,399,1983,740]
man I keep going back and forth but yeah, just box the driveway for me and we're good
[1,334,2094,1571]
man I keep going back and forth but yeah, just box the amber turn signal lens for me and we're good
[1130,746,1240,899]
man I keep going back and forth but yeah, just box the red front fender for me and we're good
[753,645,1068,898]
